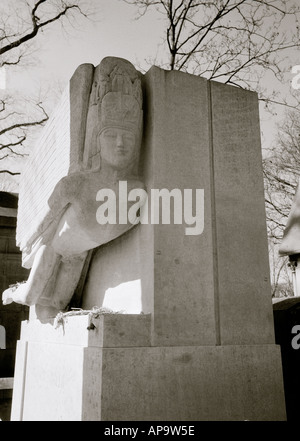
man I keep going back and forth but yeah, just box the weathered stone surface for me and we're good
[19,313,151,348]
[210,80,274,345]
[140,67,216,347]
[84,67,217,345]
[10,316,286,421]
[99,345,285,421]
[82,227,145,314]
[10,340,27,421]
[86,66,274,347]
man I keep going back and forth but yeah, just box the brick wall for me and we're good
[16,86,71,254]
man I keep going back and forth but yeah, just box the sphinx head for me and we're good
[88,57,143,175]
[97,126,139,172]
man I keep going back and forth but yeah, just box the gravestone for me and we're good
[3,57,286,421]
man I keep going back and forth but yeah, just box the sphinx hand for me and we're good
[2,288,14,305]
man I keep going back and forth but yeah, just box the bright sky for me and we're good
[1,0,300,189]
[1,0,166,187]
[7,0,166,96]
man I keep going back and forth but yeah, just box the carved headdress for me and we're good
[83,57,143,171]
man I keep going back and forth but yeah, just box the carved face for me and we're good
[99,127,137,171]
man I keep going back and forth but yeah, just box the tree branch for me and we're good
[0,169,21,176]
[0,1,85,56]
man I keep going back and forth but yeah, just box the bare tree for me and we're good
[264,109,300,241]
[268,238,294,297]
[0,96,49,176]
[260,108,300,296]
[0,0,89,176]
[0,0,88,62]
[125,0,300,108]
[125,1,300,296]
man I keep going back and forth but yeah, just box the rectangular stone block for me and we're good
[10,340,27,421]
[99,344,286,421]
[10,315,286,421]
[127,67,273,347]
[19,313,151,348]
[22,340,85,421]
[140,67,217,347]
[210,81,274,345]
[83,67,276,349]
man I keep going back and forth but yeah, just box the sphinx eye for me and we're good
[124,133,135,142]
[104,130,117,138]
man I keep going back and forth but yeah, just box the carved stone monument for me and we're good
[2,57,145,318]
[3,57,286,421]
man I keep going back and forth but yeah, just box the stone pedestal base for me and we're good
[11,314,286,421]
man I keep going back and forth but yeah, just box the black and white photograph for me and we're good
[1,0,300,427]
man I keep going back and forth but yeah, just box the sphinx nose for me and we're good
[117,134,124,147]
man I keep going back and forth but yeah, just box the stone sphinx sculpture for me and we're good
[2,57,145,313]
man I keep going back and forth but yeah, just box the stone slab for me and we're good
[19,313,151,348]
[139,67,217,347]
[23,340,85,421]
[210,81,275,345]
[10,316,286,421]
[10,340,27,421]
[12,338,286,421]
[99,344,286,421]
